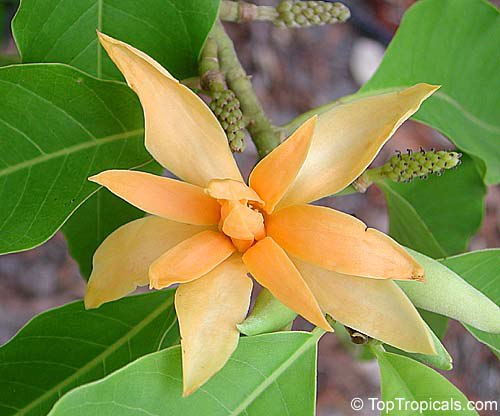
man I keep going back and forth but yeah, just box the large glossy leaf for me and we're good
[374,350,478,416]
[0,63,153,255]
[376,155,485,258]
[12,0,220,80]
[398,249,500,333]
[0,291,178,416]
[441,250,500,356]
[361,0,500,184]
[48,331,320,416]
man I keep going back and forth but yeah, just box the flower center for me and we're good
[206,178,266,252]
[219,200,266,252]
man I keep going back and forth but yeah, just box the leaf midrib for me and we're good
[17,295,173,416]
[229,331,320,415]
[0,128,144,178]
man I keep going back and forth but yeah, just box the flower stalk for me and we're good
[199,38,246,152]
[219,0,278,23]
[211,21,281,156]
[219,1,350,28]
[354,149,462,192]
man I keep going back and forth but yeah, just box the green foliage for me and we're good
[48,331,319,416]
[0,64,154,256]
[441,250,500,356]
[237,288,297,336]
[384,323,452,371]
[377,155,485,258]
[418,310,449,340]
[12,0,221,80]
[361,0,500,185]
[0,0,496,411]
[0,291,178,416]
[398,249,500,333]
[374,350,478,416]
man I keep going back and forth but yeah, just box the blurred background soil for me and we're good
[1,1,499,414]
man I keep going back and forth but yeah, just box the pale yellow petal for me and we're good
[97,32,242,186]
[278,84,439,207]
[149,230,235,289]
[249,116,316,213]
[89,170,220,225]
[267,204,424,281]
[176,255,252,396]
[293,257,436,354]
[242,237,332,331]
[85,216,210,309]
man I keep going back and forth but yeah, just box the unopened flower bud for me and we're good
[275,1,350,28]
[210,89,246,152]
[379,148,462,183]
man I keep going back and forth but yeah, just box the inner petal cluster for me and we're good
[206,179,266,252]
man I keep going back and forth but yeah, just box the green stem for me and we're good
[198,38,226,92]
[211,21,281,156]
[333,185,358,196]
[311,326,326,339]
[368,340,385,356]
[220,0,278,23]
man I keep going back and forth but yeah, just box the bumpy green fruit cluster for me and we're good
[380,149,462,183]
[275,0,350,28]
[210,90,246,152]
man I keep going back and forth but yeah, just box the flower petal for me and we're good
[85,216,209,309]
[267,204,424,280]
[222,203,264,241]
[97,32,242,186]
[278,84,439,207]
[175,255,252,396]
[206,178,263,203]
[149,230,235,289]
[293,257,435,354]
[249,116,316,213]
[89,170,220,225]
[242,237,332,331]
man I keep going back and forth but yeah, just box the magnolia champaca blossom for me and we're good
[85,32,438,396]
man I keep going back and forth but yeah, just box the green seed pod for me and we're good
[275,0,350,28]
[209,89,246,152]
[379,148,462,183]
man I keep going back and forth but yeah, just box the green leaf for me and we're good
[62,160,160,279]
[398,249,500,333]
[0,63,152,255]
[440,249,500,356]
[237,288,297,336]
[374,350,478,416]
[0,291,179,416]
[376,155,485,258]
[12,0,221,80]
[385,322,452,371]
[361,0,500,184]
[48,331,320,416]
[418,310,449,340]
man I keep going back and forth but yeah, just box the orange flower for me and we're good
[85,32,438,396]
